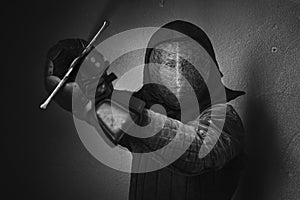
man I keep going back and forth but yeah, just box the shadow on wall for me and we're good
[233,57,282,200]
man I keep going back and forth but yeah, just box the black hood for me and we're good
[142,20,245,107]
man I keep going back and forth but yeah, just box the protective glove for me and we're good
[44,38,112,121]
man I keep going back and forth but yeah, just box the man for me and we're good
[44,20,245,200]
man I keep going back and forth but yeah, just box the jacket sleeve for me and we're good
[122,103,245,176]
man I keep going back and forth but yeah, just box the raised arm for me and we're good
[95,90,245,175]
[43,39,245,176]
[130,104,245,175]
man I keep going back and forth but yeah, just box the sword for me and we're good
[40,20,109,110]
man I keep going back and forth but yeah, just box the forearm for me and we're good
[93,90,244,175]
[127,106,244,175]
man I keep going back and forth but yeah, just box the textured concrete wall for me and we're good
[8,0,299,199]
[97,1,300,199]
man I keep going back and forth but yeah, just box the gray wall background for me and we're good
[5,0,299,199]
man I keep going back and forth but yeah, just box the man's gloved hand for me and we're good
[44,38,112,121]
